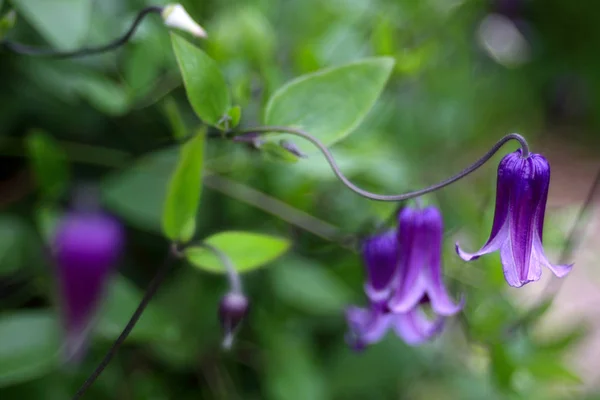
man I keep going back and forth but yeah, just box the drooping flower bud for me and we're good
[162,4,207,38]
[218,292,249,349]
[456,149,573,287]
[53,211,124,363]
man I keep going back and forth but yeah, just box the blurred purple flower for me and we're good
[218,292,249,349]
[456,150,573,287]
[345,210,457,350]
[53,211,124,362]
[345,303,444,350]
[389,207,463,315]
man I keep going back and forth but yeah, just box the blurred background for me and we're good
[1,0,600,398]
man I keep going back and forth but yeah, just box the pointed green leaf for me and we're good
[0,311,60,387]
[264,57,394,151]
[25,129,69,200]
[185,231,290,273]
[162,131,205,243]
[11,0,91,50]
[171,33,231,126]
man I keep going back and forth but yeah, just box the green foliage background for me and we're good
[0,0,598,399]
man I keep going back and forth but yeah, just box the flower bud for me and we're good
[53,211,124,363]
[162,4,207,38]
[218,292,249,349]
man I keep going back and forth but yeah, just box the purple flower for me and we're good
[53,211,124,362]
[388,207,463,316]
[345,304,444,350]
[456,150,573,287]
[218,292,249,349]
[345,210,457,350]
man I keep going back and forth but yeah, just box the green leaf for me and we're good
[25,129,69,200]
[11,0,91,50]
[162,97,187,140]
[102,147,178,233]
[220,105,242,130]
[0,311,60,387]
[261,141,300,163]
[185,231,291,273]
[489,343,516,392]
[162,131,206,243]
[264,57,394,151]
[262,325,328,400]
[0,9,16,40]
[171,33,231,126]
[526,355,583,384]
[0,216,31,275]
[271,258,353,315]
[97,276,180,342]
[75,74,130,116]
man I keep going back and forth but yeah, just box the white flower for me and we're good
[162,4,207,38]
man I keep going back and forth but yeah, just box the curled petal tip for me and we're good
[455,242,480,261]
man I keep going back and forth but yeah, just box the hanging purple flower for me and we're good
[388,206,463,316]
[456,150,573,287]
[344,215,454,350]
[218,292,249,349]
[345,303,444,350]
[53,211,124,362]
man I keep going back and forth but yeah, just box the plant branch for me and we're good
[71,245,178,400]
[1,6,163,58]
[234,126,530,202]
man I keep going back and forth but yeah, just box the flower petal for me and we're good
[393,308,444,346]
[388,208,426,313]
[345,306,392,348]
[533,233,573,278]
[421,207,463,316]
[500,239,531,287]
[362,229,400,302]
[456,151,519,261]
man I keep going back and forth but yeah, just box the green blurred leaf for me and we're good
[262,325,328,400]
[0,311,59,387]
[75,74,130,116]
[162,131,205,243]
[264,57,394,151]
[0,9,16,39]
[25,129,69,200]
[271,258,352,315]
[162,97,187,140]
[261,141,300,163]
[171,33,231,126]
[226,105,242,129]
[489,343,516,392]
[11,0,91,50]
[103,147,177,233]
[0,215,30,274]
[525,355,583,384]
[185,231,290,273]
[97,276,180,343]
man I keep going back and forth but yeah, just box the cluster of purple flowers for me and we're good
[346,150,573,348]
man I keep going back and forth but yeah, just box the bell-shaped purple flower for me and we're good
[388,206,463,316]
[53,211,124,362]
[345,303,444,350]
[456,150,573,287]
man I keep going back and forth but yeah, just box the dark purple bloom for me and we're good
[53,211,124,362]
[456,150,573,287]
[362,230,399,304]
[345,303,444,350]
[388,207,463,316]
[218,292,249,349]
